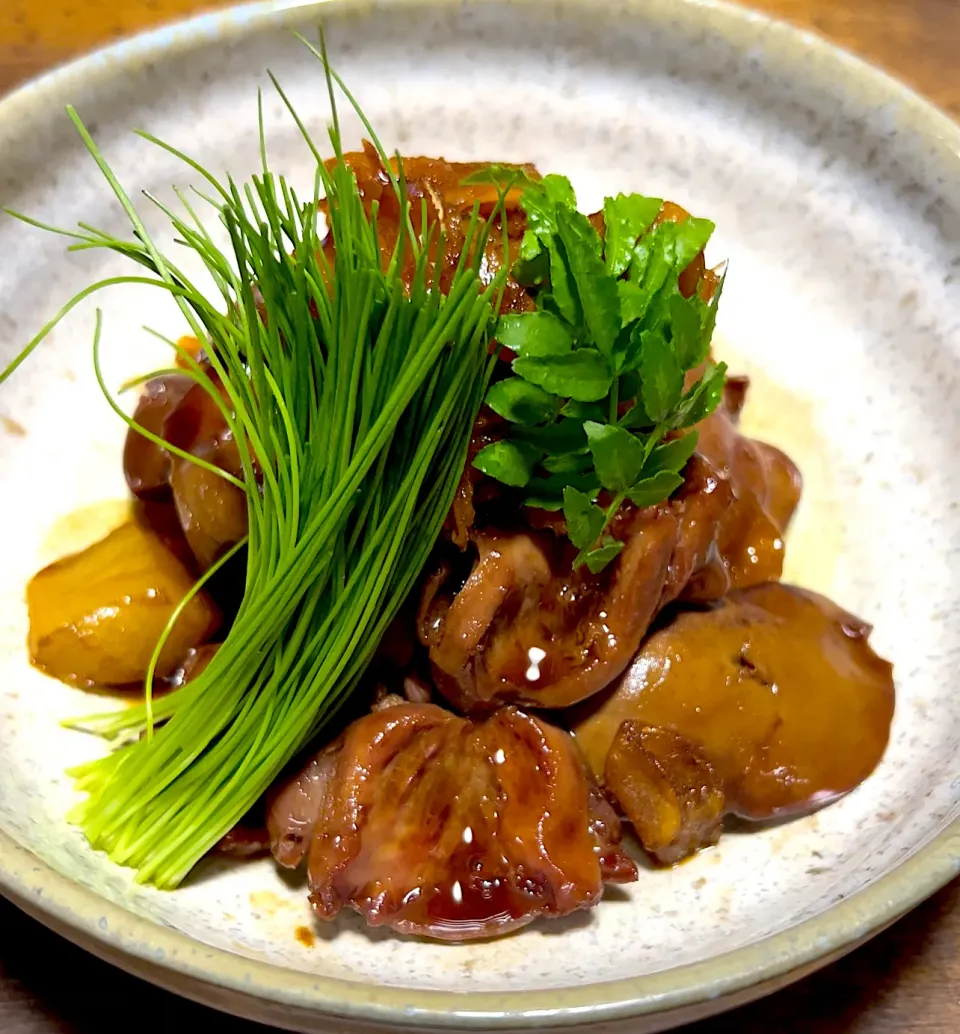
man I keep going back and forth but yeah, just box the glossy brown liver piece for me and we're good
[682,387,802,600]
[123,373,194,499]
[300,703,636,941]
[419,458,733,713]
[574,583,895,823]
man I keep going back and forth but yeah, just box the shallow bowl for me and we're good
[0,1,958,1031]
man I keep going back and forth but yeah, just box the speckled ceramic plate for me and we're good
[0,0,958,1030]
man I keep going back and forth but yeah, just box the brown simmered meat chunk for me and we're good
[421,509,675,713]
[322,144,538,317]
[214,824,272,859]
[604,724,725,865]
[163,379,249,570]
[573,583,895,823]
[267,743,341,870]
[683,386,802,600]
[124,371,250,571]
[419,456,731,712]
[123,373,194,499]
[269,703,636,941]
[27,518,221,688]
[168,457,248,571]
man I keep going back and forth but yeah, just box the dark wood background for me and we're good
[1,1,957,1030]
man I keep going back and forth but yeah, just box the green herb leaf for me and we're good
[519,174,577,259]
[629,222,673,286]
[485,377,556,426]
[549,242,581,326]
[541,174,577,208]
[461,163,539,189]
[626,470,685,508]
[496,311,574,357]
[619,229,674,326]
[603,194,663,276]
[514,418,588,454]
[556,206,621,357]
[672,360,727,429]
[561,399,607,421]
[643,430,699,476]
[617,280,645,327]
[577,536,625,573]
[542,450,593,475]
[614,319,645,373]
[584,420,644,492]
[519,228,542,263]
[563,486,606,550]
[472,439,540,487]
[701,267,726,348]
[525,469,600,510]
[619,401,654,430]
[513,348,613,402]
[523,491,566,512]
[669,293,709,371]
[512,247,550,287]
[640,327,684,423]
[671,216,715,271]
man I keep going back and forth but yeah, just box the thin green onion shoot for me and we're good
[1,34,511,888]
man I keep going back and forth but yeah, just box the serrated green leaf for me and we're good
[619,401,654,430]
[518,174,577,259]
[541,174,577,208]
[620,229,673,326]
[583,420,645,492]
[512,245,550,287]
[669,293,709,371]
[561,399,607,421]
[618,278,649,328]
[672,216,715,271]
[549,240,581,326]
[626,470,685,508]
[485,377,556,426]
[519,226,544,264]
[615,319,645,373]
[643,430,699,477]
[472,439,540,487]
[525,470,600,510]
[515,418,588,454]
[461,163,539,189]
[496,311,574,357]
[542,450,593,475]
[639,327,684,423]
[513,348,613,402]
[556,207,621,357]
[563,486,606,550]
[672,361,728,429]
[701,267,726,348]
[576,536,625,574]
[603,194,663,276]
[523,492,566,512]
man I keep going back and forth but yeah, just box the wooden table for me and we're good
[1,1,957,1031]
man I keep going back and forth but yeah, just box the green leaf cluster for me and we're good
[473,176,728,571]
